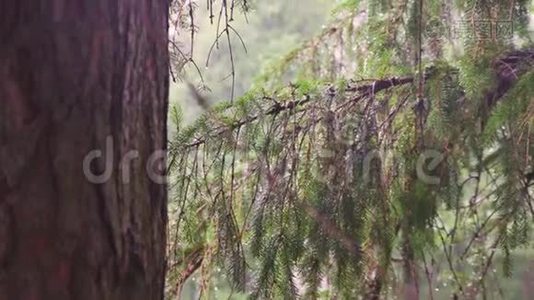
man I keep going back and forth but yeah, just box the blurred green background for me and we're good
[169,0,334,124]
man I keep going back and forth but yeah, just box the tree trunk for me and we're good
[0,1,169,299]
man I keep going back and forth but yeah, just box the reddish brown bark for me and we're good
[0,1,169,299]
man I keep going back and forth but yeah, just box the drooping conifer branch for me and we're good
[168,47,534,298]
[177,75,418,150]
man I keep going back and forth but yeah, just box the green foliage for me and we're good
[167,0,534,299]
[333,0,361,13]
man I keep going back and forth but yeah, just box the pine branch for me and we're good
[179,48,534,151]
[181,75,417,149]
[173,247,204,297]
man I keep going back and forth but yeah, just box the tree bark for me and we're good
[0,1,169,299]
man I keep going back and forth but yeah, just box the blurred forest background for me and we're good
[169,0,334,123]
